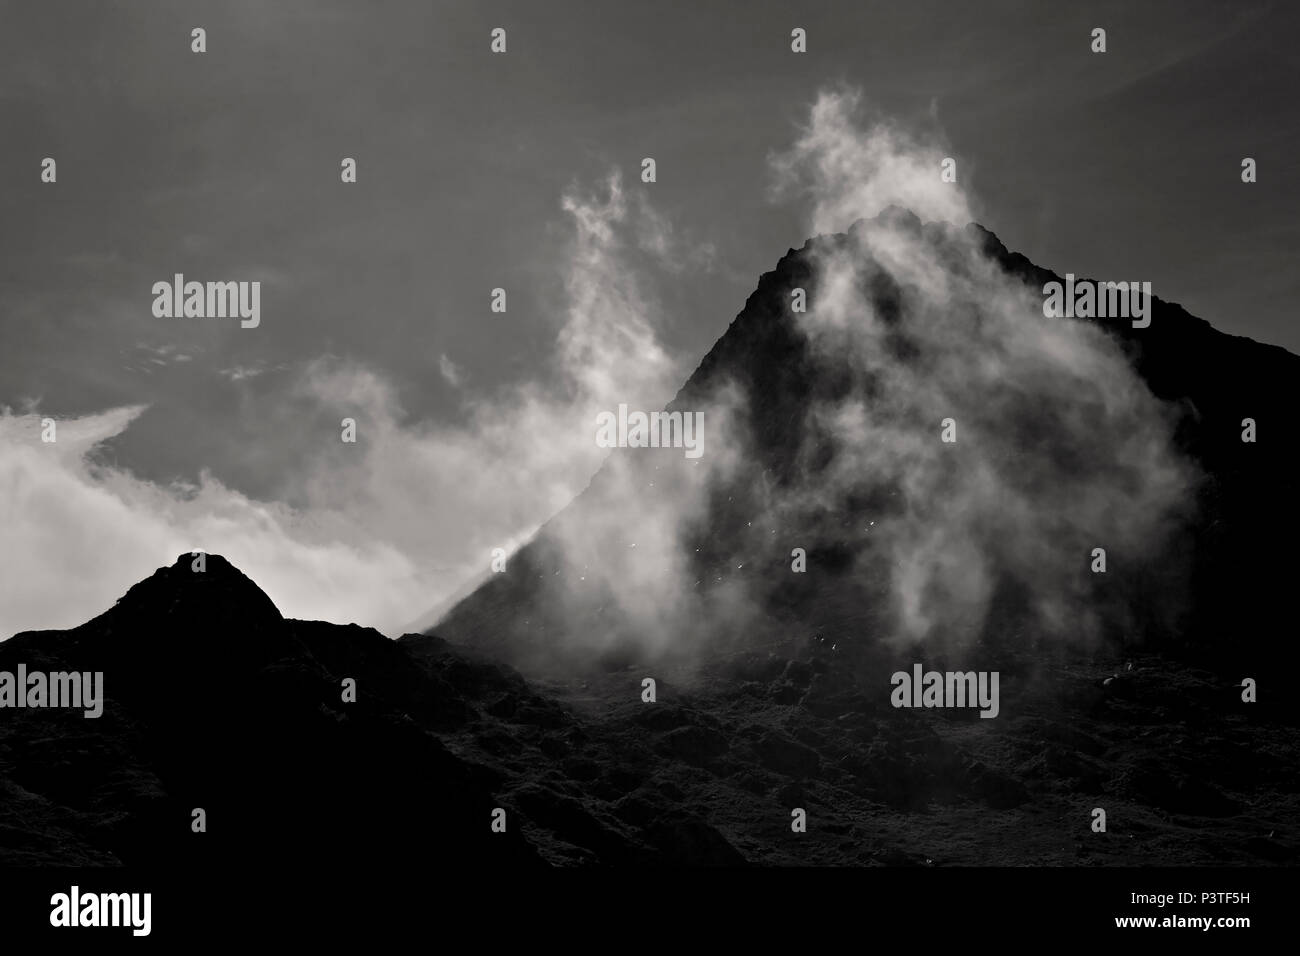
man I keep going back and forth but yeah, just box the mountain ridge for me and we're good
[422,210,1300,682]
[4,215,1297,868]
[4,547,1293,867]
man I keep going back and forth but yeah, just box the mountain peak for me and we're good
[431,220,1300,680]
[105,552,284,631]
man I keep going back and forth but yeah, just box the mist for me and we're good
[2,87,1195,663]
[450,86,1197,671]
[0,172,702,638]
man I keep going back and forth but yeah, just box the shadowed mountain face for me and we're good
[425,210,1300,684]
[0,555,543,867]
[3,552,1295,867]
[3,217,1297,867]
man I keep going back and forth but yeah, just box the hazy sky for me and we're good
[1,0,1295,635]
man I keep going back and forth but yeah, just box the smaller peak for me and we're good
[109,552,284,628]
[166,551,239,574]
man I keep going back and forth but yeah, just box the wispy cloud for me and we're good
[437,353,462,388]
[218,361,288,382]
[1,171,709,639]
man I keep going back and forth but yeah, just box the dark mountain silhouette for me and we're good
[3,215,1296,867]
[0,554,544,866]
[424,209,1300,682]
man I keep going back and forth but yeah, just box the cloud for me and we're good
[437,353,462,388]
[1,170,708,640]
[0,405,425,637]
[2,87,1195,668]
[794,220,1192,650]
[457,85,1198,671]
[769,86,971,235]
[761,87,1195,652]
[275,171,720,633]
[219,366,260,382]
[219,361,288,382]
[128,342,198,371]
[555,170,681,409]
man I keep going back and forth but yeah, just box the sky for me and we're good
[1,0,1295,637]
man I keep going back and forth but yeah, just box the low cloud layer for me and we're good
[0,405,423,634]
[0,172,699,638]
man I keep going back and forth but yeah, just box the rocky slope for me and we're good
[1,552,1294,866]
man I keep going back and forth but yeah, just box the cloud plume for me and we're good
[0,172,702,639]
[763,87,1195,653]
[446,85,1198,673]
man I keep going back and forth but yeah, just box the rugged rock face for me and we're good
[2,550,1294,866]
[3,217,1296,867]
[428,211,1300,682]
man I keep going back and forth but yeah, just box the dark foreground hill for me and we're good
[1,551,1295,866]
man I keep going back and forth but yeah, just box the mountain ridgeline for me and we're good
[423,209,1299,682]
[3,213,1296,868]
